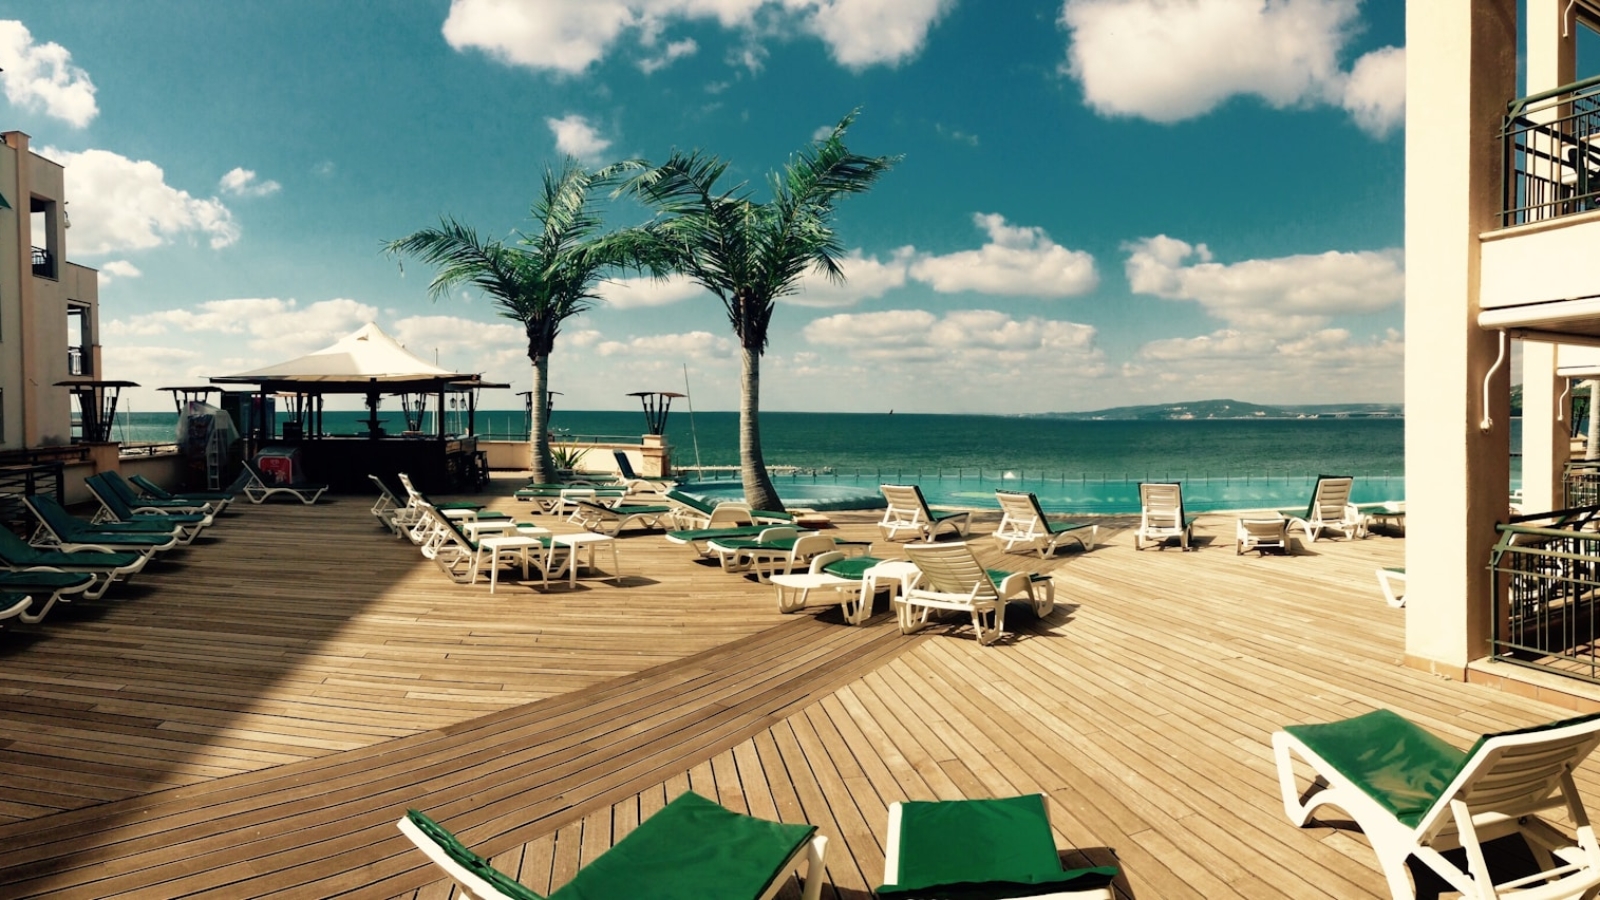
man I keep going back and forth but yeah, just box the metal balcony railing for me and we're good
[66,345,89,376]
[1501,74,1600,227]
[30,246,54,278]
[1491,506,1600,682]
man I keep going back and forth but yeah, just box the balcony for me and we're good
[66,344,90,376]
[31,245,55,279]
[1502,74,1600,227]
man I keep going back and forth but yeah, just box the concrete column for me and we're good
[640,433,671,478]
[5,132,35,446]
[1403,0,1518,676]
[1520,0,1579,513]
[1522,343,1567,510]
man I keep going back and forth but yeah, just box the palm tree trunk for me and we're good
[530,354,555,483]
[739,346,782,511]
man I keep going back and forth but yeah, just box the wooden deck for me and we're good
[0,480,1584,898]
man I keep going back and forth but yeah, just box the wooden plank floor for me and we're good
[0,478,1586,898]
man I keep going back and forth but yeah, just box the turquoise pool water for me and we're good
[678,471,1404,514]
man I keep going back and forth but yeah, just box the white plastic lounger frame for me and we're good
[1274,710,1600,900]
[398,808,826,900]
[1235,516,1289,555]
[1135,483,1194,551]
[367,474,410,537]
[878,484,971,542]
[241,459,327,505]
[993,490,1097,558]
[707,527,840,583]
[1284,475,1364,542]
[568,498,670,536]
[899,541,1053,646]
[1377,567,1407,607]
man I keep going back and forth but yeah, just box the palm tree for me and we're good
[620,112,896,510]
[385,158,633,484]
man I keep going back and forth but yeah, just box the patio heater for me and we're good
[158,385,218,413]
[627,391,685,436]
[55,379,138,443]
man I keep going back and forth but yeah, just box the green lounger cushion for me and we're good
[666,490,717,514]
[405,809,545,900]
[710,537,799,553]
[409,792,814,900]
[550,791,814,899]
[1044,520,1092,536]
[1287,709,1600,829]
[986,570,1051,588]
[0,592,31,617]
[0,530,140,569]
[821,556,885,580]
[665,525,768,543]
[0,571,97,591]
[605,504,672,515]
[878,794,1118,898]
[751,509,795,522]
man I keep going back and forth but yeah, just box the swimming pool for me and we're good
[676,472,1406,514]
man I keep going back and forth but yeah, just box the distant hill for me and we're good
[1036,399,1403,421]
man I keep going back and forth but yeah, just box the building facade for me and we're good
[0,130,101,452]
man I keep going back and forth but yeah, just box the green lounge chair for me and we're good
[1134,482,1195,551]
[878,484,970,542]
[1274,708,1600,899]
[993,489,1098,557]
[769,552,895,625]
[1277,474,1364,542]
[396,472,510,545]
[130,472,238,509]
[82,475,212,534]
[569,497,672,536]
[23,494,187,554]
[0,571,98,622]
[879,794,1118,899]
[611,449,674,493]
[240,458,328,505]
[399,790,826,900]
[0,525,145,595]
[706,526,848,583]
[899,541,1054,645]
[97,471,223,515]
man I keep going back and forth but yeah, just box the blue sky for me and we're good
[1,0,1405,414]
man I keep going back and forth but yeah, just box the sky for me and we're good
[0,0,1410,415]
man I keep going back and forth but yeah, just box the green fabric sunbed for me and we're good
[878,794,1117,898]
[401,790,824,900]
[1274,708,1600,897]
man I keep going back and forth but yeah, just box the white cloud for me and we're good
[0,21,97,127]
[546,114,613,161]
[1124,326,1403,401]
[1059,0,1397,136]
[219,167,282,198]
[96,259,141,286]
[787,247,913,307]
[1124,234,1403,334]
[441,0,945,74]
[596,330,734,359]
[909,213,1098,297]
[1340,45,1405,138]
[640,37,699,72]
[44,147,239,254]
[784,0,953,68]
[806,308,1099,363]
[125,298,377,357]
[597,273,704,309]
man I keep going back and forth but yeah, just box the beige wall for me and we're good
[1403,0,1518,675]
[0,139,19,451]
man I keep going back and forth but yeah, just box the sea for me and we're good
[113,408,1452,514]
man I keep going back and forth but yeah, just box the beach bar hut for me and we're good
[210,322,505,493]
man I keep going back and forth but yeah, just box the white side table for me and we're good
[475,535,547,593]
[552,533,622,587]
[463,519,520,539]
[864,560,923,631]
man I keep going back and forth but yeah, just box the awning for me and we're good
[1477,295,1600,347]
